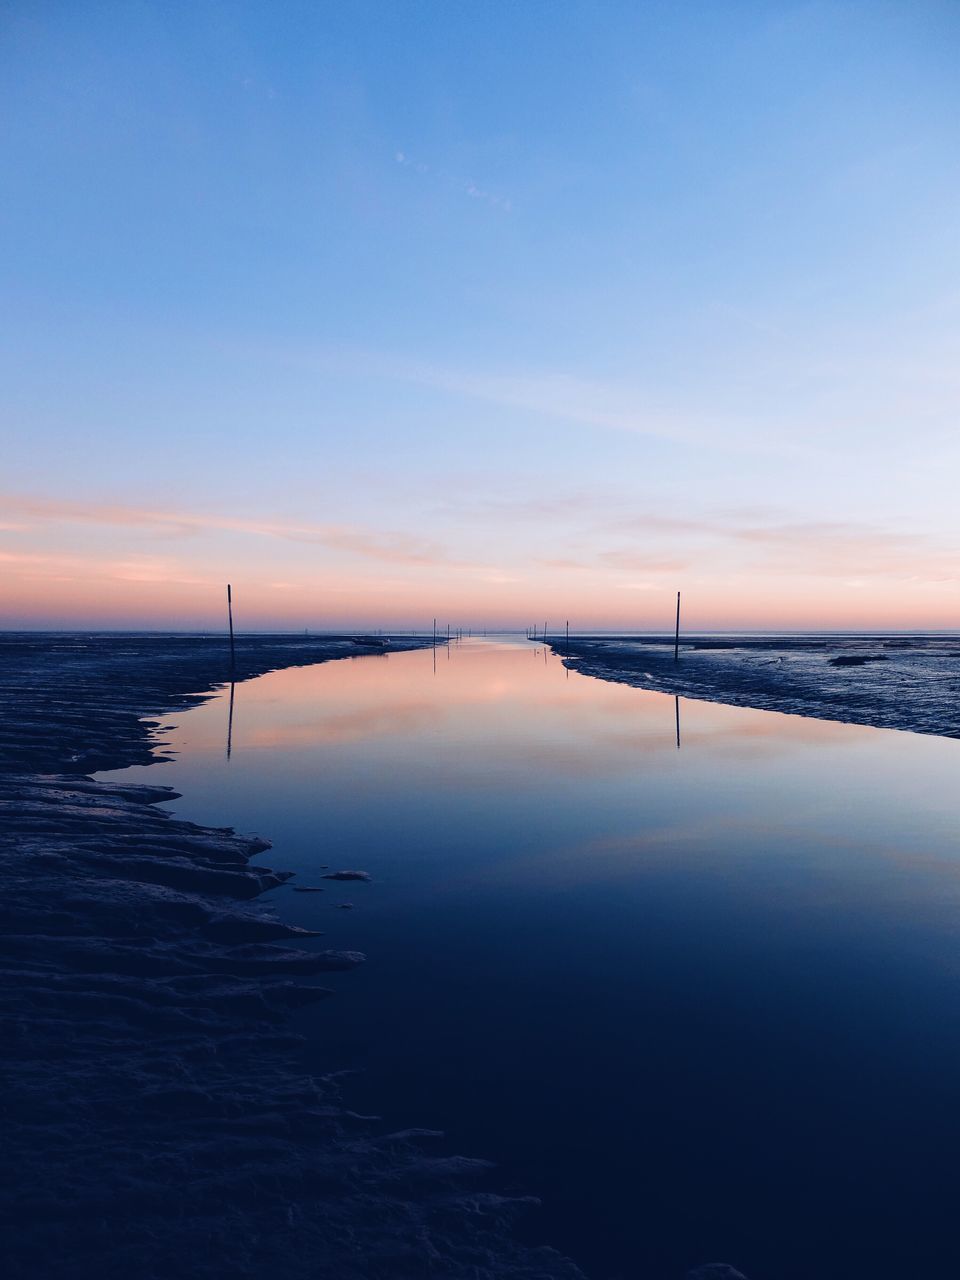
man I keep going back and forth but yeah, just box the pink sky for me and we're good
[1,494,957,631]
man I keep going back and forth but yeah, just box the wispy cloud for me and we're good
[728,520,960,582]
[240,74,278,101]
[395,149,512,211]
[0,496,455,568]
[600,517,960,584]
[290,347,820,457]
[598,551,690,573]
[0,548,219,587]
[537,507,960,586]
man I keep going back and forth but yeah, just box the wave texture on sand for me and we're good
[553,634,960,739]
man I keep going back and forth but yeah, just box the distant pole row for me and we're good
[221,587,683,666]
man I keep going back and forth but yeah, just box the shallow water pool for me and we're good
[110,636,960,1280]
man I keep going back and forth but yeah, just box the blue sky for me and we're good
[2,1,959,628]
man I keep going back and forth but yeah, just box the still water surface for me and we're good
[111,637,960,1280]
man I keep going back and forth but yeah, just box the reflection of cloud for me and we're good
[578,825,960,927]
[240,699,440,748]
[237,654,869,781]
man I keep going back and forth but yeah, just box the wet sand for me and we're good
[0,634,583,1280]
[551,633,960,739]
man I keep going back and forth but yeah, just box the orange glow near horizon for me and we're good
[1,494,958,632]
[2,566,958,632]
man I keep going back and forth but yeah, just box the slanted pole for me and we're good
[674,591,680,662]
[227,584,235,670]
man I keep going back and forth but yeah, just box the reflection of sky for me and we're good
[135,638,960,887]
[110,639,960,1279]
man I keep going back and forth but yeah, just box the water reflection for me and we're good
[114,637,960,1280]
[202,640,881,775]
[225,680,235,760]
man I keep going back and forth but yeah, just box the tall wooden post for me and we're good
[227,584,235,670]
[674,591,680,662]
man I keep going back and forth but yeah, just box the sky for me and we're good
[2,0,959,631]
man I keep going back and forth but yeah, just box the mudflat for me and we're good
[0,633,583,1280]
[553,633,960,739]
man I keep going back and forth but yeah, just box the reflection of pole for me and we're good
[675,695,680,750]
[227,584,235,670]
[227,680,236,760]
[674,591,680,662]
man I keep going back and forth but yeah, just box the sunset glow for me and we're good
[2,3,959,630]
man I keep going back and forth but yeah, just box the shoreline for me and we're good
[549,633,960,740]
[0,633,584,1280]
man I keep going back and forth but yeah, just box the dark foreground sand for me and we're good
[549,633,960,739]
[0,634,584,1280]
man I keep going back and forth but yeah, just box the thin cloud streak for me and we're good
[0,496,456,569]
[3,494,958,586]
[247,344,803,457]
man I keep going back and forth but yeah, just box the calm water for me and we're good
[109,637,960,1280]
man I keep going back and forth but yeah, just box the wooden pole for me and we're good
[566,619,569,653]
[227,584,235,670]
[674,590,680,662]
